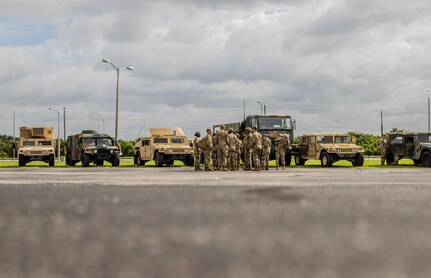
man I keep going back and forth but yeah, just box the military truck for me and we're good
[16,126,56,167]
[385,132,431,167]
[213,114,296,164]
[134,127,194,167]
[292,133,365,167]
[66,130,120,167]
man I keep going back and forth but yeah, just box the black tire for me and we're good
[413,159,421,166]
[421,151,431,167]
[184,154,194,166]
[136,153,146,166]
[96,160,104,166]
[386,152,395,165]
[112,154,120,167]
[285,153,292,166]
[295,154,305,166]
[155,152,164,167]
[18,155,25,167]
[134,153,139,165]
[321,152,333,167]
[82,153,90,167]
[353,153,364,167]
[49,154,55,167]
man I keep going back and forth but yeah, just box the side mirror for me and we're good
[292,119,296,130]
[352,137,357,144]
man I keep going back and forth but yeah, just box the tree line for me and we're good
[0,132,384,158]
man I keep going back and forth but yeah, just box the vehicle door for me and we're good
[405,136,415,158]
[389,136,405,156]
[309,136,317,157]
[300,137,309,158]
[141,139,151,160]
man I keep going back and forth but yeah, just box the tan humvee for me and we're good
[292,133,364,167]
[16,127,56,166]
[134,127,194,167]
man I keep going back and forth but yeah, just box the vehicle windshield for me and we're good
[334,136,351,144]
[23,141,36,146]
[258,117,292,130]
[154,137,169,144]
[171,138,184,144]
[418,134,431,143]
[317,136,333,144]
[39,141,53,146]
[83,137,114,146]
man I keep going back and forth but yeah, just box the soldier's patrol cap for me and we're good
[194,132,201,136]
[262,134,267,137]
[245,127,252,132]
[228,128,233,133]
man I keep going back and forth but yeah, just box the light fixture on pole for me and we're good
[102,58,134,142]
[49,107,61,162]
[97,112,105,133]
[257,100,264,115]
[63,107,68,156]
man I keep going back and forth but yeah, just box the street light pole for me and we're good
[63,107,67,155]
[49,107,61,162]
[102,58,134,142]
[428,90,430,132]
[12,106,23,159]
[97,112,105,133]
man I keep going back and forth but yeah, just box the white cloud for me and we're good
[1,0,431,139]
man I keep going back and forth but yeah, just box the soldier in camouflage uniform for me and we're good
[250,126,262,171]
[193,132,202,171]
[202,129,213,171]
[242,127,253,171]
[275,134,287,170]
[261,134,272,170]
[217,125,230,171]
[379,133,388,165]
[227,128,237,171]
[235,134,242,170]
[212,131,219,170]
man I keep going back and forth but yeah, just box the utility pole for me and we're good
[63,107,67,156]
[428,90,430,132]
[380,110,383,137]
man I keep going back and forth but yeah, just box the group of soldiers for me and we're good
[193,125,291,171]
[379,133,399,165]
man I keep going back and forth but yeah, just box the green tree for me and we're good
[118,139,136,157]
[347,131,380,156]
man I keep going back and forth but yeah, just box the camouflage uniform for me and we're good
[379,135,388,165]
[275,135,287,170]
[227,129,237,170]
[242,128,253,170]
[217,126,230,171]
[261,135,272,170]
[235,135,242,170]
[193,132,202,171]
[202,129,213,170]
[250,127,262,171]
[212,132,219,170]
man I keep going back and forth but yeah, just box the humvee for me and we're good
[16,127,56,167]
[134,127,194,167]
[66,130,120,167]
[292,133,365,167]
[385,132,431,167]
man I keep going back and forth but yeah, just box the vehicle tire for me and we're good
[285,153,292,166]
[112,154,120,167]
[136,153,146,166]
[421,151,431,167]
[295,154,305,166]
[321,152,333,167]
[353,153,364,167]
[184,154,194,166]
[18,155,26,167]
[82,153,90,167]
[134,153,139,165]
[66,154,71,166]
[155,152,164,167]
[49,154,55,167]
[385,152,395,165]
[413,159,421,166]
[96,159,104,166]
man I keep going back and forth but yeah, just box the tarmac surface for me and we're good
[0,167,431,278]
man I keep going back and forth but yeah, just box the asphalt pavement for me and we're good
[0,167,431,278]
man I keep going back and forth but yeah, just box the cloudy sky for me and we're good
[1,0,431,139]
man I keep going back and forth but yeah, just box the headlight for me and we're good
[94,150,98,154]
[336,148,340,153]
[110,150,114,154]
